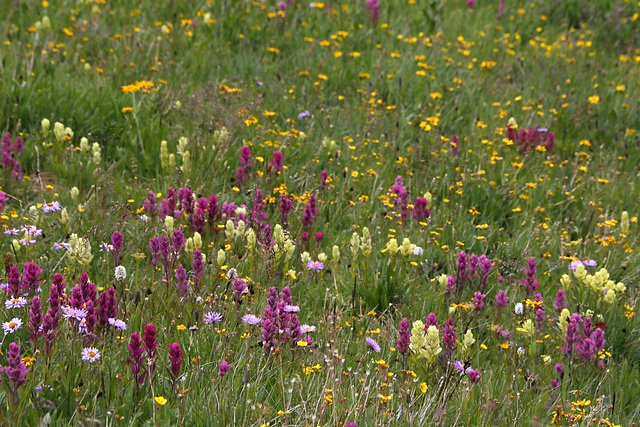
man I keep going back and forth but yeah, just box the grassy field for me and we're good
[1,0,640,425]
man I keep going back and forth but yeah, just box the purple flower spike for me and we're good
[168,342,183,379]
[219,360,231,377]
[397,318,411,356]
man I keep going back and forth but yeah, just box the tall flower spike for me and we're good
[143,323,158,376]
[397,318,411,357]
[168,342,183,379]
[128,332,147,387]
[3,342,29,405]
[111,231,123,264]
[302,194,318,229]
[28,296,43,349]
[192,249,204,291]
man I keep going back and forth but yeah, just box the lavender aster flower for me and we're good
[301,324,316,333]
[283,305,300,313]
[204,311,223,324]
[108,318,127,330]
[42,201,61,213]
[365,337,381,353]
[307,260,324,271]
[242,314,261,325]
[5,297,27,309]
[3,317,22,333]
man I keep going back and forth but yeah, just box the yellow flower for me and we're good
[420,382,428,393]
[571,399,591,407]
[588,95,600,104]
[22,356,36,367]
[296,341,308,347]
[121,107,133,113]
[375,359,388,368]
[451,303,470,312]
[525,299,543,310]
[176,325,187,331]
[155,396,167,405]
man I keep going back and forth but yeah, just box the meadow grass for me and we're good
[1,0,640,425]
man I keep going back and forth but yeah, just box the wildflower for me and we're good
[204,312,223,324]
[297,110,310,120]
[155,396,167,405]
[472,292,485,310]
[284,305,300,313]
[3,342,29,404]
[63,306,88,321]
[468,369,481,384]
[301,324,316,333]
[454,360,473,374]
[553,289,568,312]
[115,266,126,281]
[461,329,475,353]
[5,297,27,309]
[365,337,382,353]
[307,260,324,271]
[442,318,457,353]
[128,333,146,386]
[3,317,23,333]
[521,257,540,295]
[42,201,61,213]
[515,302,523,315]
[108,318,127,330]
[81,347,101,362]
[242,314,262,325]
[516,319,535,336]
[53,242,70,250]
[495,290,509,311]
[219,360,231,377]
[226,268,238,280]
[99,243,114,252]
[365,0,380,25]
[396,318,411,356]
[302,194,319,228]
[168,343,183,379]
[621,211,630,234]
[413,197,432,221]
[413,246,424,257]
[111,231,124,263]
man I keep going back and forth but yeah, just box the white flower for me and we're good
[517,347,525,356]
[115,266,127,281]
[514,303,523,315]
[226,268,238,280]
[139,214,149,222]
[413,246,424,257]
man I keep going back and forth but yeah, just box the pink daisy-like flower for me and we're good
[81,347,101,362]
[2,317,23,333]
[5,297,27,309]
[283,305,300,313]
